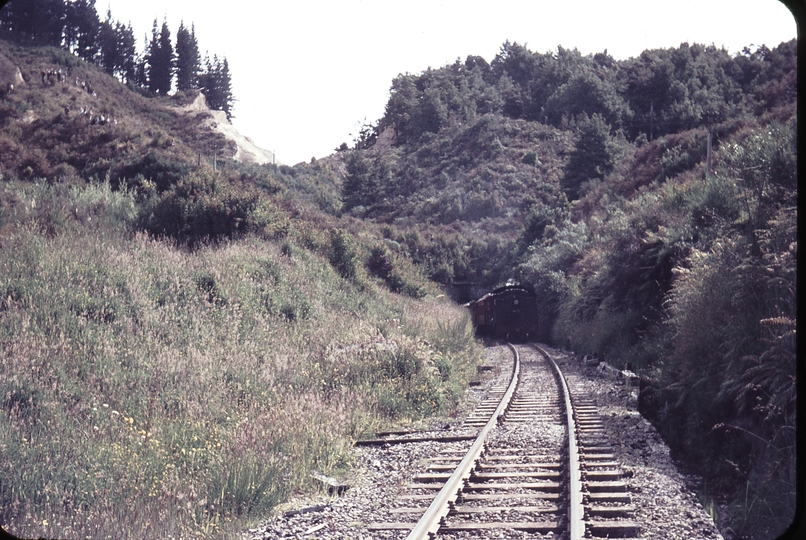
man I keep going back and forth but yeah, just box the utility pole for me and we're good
[705,110,717,179]
[649,101,654,141]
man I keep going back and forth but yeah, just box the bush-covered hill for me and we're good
[322,40,796,539]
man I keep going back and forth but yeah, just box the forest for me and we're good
[0,2,797,538]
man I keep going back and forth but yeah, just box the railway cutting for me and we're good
[253,343,724,540]
[366,343,641,539]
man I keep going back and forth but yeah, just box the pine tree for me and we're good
[116,22,137,84]
[560,113,615,200]
[144,20,159,92]
[98,9,118,75]
[0,0,65,46]
[342,151,376,211]
[175,22,200,92]
[146,19,173,95]
[65,0,100,61]
[200,55,235,119]
[217,57,234,118]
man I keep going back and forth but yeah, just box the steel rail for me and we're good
[536,345,585,540]
[405,343,521,540]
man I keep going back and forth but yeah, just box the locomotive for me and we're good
[466,285,538,342]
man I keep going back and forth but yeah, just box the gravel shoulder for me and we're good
[549,345,724,540]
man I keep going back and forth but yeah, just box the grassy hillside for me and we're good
[0,39,233,187]
[0,38,482,538]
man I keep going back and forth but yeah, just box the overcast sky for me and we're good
[100,0,797,165]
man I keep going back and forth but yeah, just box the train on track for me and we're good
[466,285,538,342]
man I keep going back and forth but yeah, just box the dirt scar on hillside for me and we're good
[177,92,277,166]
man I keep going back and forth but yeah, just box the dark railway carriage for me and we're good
[466,285,538,342]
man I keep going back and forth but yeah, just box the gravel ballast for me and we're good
[249,344,724,540]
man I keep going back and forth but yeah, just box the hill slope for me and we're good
[312,39,797,539]
[0,37,481,539]
[0,38,270,186]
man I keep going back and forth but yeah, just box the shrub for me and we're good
[367,245,426,299]
[138,172,276,244]
[328,228,360,280]
[115,151,191,192]
[658,131,706,180]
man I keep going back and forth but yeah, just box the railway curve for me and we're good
[251,344,724,540]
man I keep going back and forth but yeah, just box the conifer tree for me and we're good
[116,22,137,84]
[133,33,149,89]
[98,9,118,75]
[146,19,174,95]
[560,113,615,200]
[65,0,100,61]
[200,55,235,119]
[216,57,234,118]
[0,0,65,46]
[144,21,158,92]
[175,22,201,92]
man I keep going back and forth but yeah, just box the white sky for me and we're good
[100,0,797,165]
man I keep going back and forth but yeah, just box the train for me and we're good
[466,285,539,342]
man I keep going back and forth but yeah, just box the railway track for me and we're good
[367,343,641,539]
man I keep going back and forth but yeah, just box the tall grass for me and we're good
[0,181,481,538]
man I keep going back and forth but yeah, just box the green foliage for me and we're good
[175,22,200,92]
[200,55,235,119]
[561,113,616,200]
[328,228,360,280]
[0,183,482,538]
[1,0,66,47]
[721,121,797,237]
[341,150,375,213]
[544,70,633,129]
[137,172,276,245]
[0,29,798,540]
[660,231,795,494]
[510,107,795,539]
[658,131,706,180]
[367,244,425,299]
[0,178,138,237]
[116,151,192,192]
[516,215,588,315]
[146,20,174,95]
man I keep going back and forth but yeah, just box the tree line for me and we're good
[379,39,794,146]
[345,39,795,206]
[0,0,235,118]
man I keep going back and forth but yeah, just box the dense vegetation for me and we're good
[328,40,796,539]
[0,31,479,539]
[0,9,796,539]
